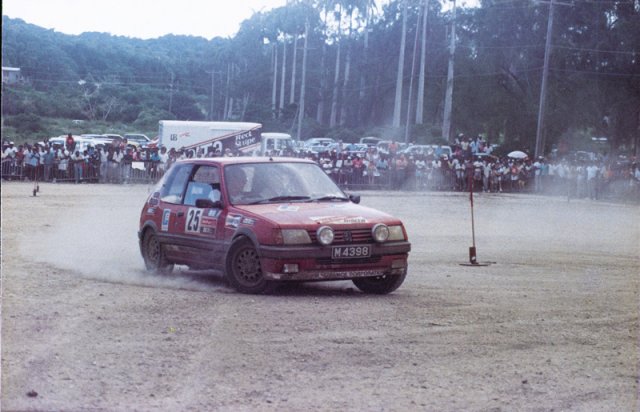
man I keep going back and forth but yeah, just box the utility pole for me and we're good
[535,0,571,158]
[416,0,429,125]
[442,0,456,143]
[168,71,175,114]
[392,0,408,129]
[534,0,555,159]
[206,70,216,120]
[404,2,423,143]
[296,19,309,141]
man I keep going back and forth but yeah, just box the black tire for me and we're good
[352,272,406,295]
[142,230,174,274]
[226,237,274,294]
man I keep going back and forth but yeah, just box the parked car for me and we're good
[399,144,453,158]
[304,137,336,154]
[359,136,383,147]
[138,157,411,294]
[49,135,97,152]
[345,143,369,157]
[124,133,152,148]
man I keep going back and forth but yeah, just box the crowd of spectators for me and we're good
[2,134,639,201]
[297,137,640,201]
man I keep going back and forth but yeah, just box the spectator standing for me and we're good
[431,155,442,190]
[24,146,40,181]
[533,157,543,193]
[393,154,408,189]
[452,156,464,191]
[352,155,364,185]
[483,160,492,192]
[65,133,76,153]
[98,147,108,183]
[149,148,161,178]
[415,155,427,190]
[366,158,379,187]
[586,162,599,199]
[122,147,134,184]
[3,141,16,160]
[71,150,84,183]
[158,146,169,177]
[43,147,55,181]
[388,141,399,157]
[112,147,124,183]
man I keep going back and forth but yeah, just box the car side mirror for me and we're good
[349,194,361,204]
[195,198,222,209]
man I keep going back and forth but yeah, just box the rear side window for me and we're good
[160,164,193,204]
[184,165,221,206]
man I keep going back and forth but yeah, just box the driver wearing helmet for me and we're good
[225,166,248,204]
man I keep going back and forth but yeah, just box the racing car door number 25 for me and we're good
[185,208,203,233]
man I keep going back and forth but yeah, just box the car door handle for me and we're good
[176,211,184,217]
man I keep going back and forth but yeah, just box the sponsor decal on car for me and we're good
[310,216,368,224]
[277,205,300,212]
[242,218,256,226]
[161,209,171,231]
[200,226,215,234]
[225,215,243,228]
[207,209,221,218]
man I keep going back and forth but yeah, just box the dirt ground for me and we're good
[1,181,638,411]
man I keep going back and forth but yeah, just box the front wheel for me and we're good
[226,237,274,294]
[352,272,406,294]
[142,230,174,274]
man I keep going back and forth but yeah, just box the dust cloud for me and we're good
[19,183,228,292]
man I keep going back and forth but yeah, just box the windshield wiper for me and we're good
[311,195,349,202]
[249,195,311,204]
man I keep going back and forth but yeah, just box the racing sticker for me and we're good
[310,216,368,225]
[277,205,300,212]
[225,215,243,228]
[185,208,204,233]
[199,217,217,235]
[242,217,256,226]
[161,209,171,231]
[207,209,221,218]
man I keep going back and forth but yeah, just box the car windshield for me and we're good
[224,162,347,205]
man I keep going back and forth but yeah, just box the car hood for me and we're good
[234,202,400,227]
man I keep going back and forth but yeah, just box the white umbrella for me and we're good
[507,150,528,159]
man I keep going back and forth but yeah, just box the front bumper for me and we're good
[258,241,410,281]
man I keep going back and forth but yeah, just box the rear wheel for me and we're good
[142,230,174,274]
[226,238,274,294]
[352,272,406,294]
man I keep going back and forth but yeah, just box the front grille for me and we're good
[308,228,373,245]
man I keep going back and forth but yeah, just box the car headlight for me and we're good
[316,226,334,245]
[372,223,390,243]
[281,229,312,245]
[387,225,406,241]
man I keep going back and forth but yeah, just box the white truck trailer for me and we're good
[156,121,294,156]
[157,121,262,155]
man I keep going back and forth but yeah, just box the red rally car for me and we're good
[138,157,411,294]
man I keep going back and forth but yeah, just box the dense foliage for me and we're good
[2,0,639,155]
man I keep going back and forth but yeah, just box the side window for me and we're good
[184,165,221,206]
[160,164,193,204]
